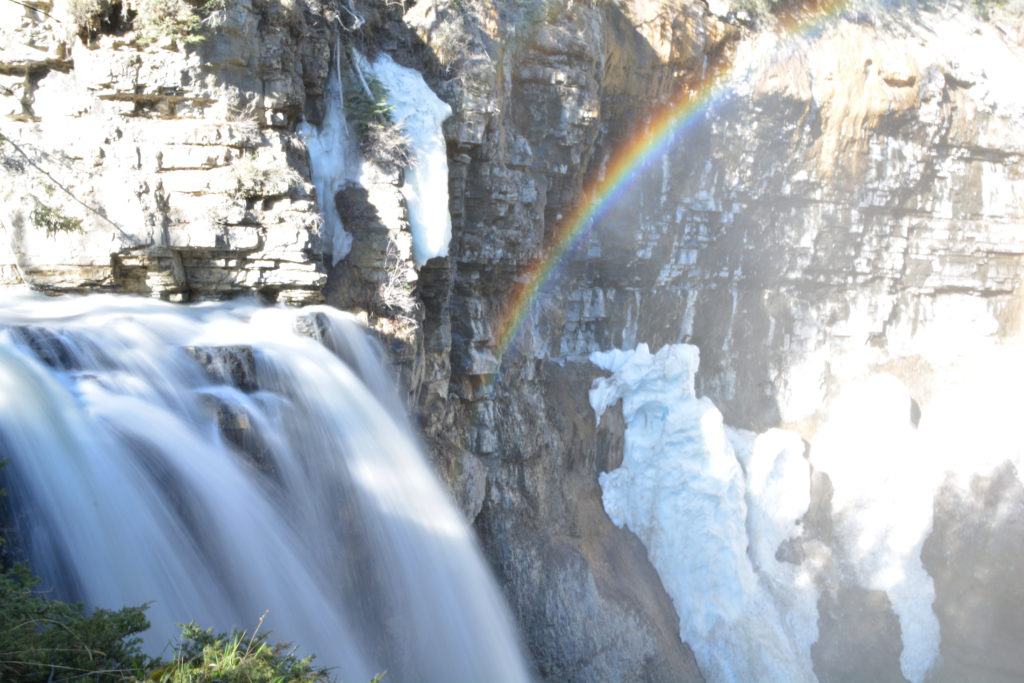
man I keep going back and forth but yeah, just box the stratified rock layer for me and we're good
[411,1,1024,680]
[0,0,331,302]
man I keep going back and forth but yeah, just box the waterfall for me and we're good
[0,290,530,683]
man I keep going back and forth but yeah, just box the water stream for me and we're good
[0,290,529,683]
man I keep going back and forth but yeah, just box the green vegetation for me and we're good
[0,133,121,240]
[972,0,1024,20]
[67,0,226,45]
[0,135,83,238]
[0,559,353,682]
[0,472,150,683]
[0,466,354,682]
[0,562,151,681]
[340,52,411,168]
[343,69,394,139]
[30,194,84,237]
[132,0,209,45]
[149,620,336,682]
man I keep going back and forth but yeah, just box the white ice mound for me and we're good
[591,343,818,683]
[368,53,452,265]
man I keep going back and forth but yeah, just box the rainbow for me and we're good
[490,0,852,366]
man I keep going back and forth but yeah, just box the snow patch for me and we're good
[367,54,452,265]
[591,343,818,683]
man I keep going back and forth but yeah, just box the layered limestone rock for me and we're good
[0,0,331,302]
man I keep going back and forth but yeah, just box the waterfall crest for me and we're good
[0,291,529,683]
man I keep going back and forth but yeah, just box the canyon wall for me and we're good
[4,0,1024,680]
[0,0,332,302]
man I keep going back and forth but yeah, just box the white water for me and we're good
[0,290,529,683]
[591,344,818,683]
[366,53,453,266]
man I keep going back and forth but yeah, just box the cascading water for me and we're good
[0,290,530,683]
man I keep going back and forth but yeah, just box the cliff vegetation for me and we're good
[0,559,341,682]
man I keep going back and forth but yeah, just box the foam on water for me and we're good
[0,289,529,683]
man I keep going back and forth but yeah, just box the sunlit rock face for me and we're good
[0,0,332,303]
[413,0,1024,681]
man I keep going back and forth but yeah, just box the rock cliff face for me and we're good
[4,0,1024,680]
[0,0,332,303]
[411,2,1024,679]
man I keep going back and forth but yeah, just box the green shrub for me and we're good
[341,55,411,168]
[343,70,393,138]
[0,561,356,682]
[66,0,108,34]
[150,619,337,682]
[132,0,202,44]
[0,562,151,682]
[65,0,226,45]
[30,199,84,237]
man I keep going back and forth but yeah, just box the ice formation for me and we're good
[367,54,453,265]
[591,343,818,683]
[299,48,452,268]
[590,342,1024,682]
[811,375,940,683]
[297,44,360,264]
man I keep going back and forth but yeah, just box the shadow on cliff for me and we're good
[324,1,731,680]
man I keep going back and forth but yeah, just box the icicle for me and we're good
[297,39,358,264]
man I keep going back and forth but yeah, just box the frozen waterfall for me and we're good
[299,47,452,268]
[366,53,453,266]
[591,344,819,683]
[297,42,358,264]
[590,340,1024,683]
